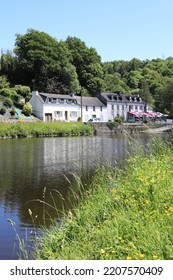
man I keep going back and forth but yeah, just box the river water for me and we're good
[0,133,159,259]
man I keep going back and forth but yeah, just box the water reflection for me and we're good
[0,133,158,259]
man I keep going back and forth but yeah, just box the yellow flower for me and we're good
[111,250,116,253]
[100,249,105,254]
[127,256,132,260]
[153,255,158,260]
[139,254,145,259]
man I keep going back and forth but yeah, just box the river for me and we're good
[0,133,160,259]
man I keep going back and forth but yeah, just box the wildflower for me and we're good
[153,255,158,260]
[127,256,132,260]
[139,254,145,259]
[100,249,105,254]
[111,250,116,253]
[111,189,116,195]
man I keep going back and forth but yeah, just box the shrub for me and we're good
[3,97,13,108]
[0,88,16,98]
[22,102,32,115]
[0,106,6,115]
[10,107,16,116]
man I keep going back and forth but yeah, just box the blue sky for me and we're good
[1,0,173,62]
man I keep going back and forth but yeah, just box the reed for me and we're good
[34,136,173,260]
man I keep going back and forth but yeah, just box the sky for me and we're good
[1,0,173,62]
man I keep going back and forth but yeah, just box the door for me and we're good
[65,111,68,121]
[45,113,52,122]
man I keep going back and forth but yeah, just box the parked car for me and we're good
[88,118,100,122]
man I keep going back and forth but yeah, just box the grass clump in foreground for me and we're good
[35,137,173,260]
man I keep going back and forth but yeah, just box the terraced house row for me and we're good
[29,90,153,122]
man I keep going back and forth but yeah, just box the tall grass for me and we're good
[0,122,93,138]
[35,136,173,260]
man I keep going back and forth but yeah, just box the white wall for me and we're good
[43,104,80,122]
[29,91,44,119]
[81,106,107,122]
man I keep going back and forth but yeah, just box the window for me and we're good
[100,106,102,111]
[86,106,88,111]
[67,99,72,104]
[93,106,95,111]
[48,98,52,103]
[135,105,138,111]
[56,111,63,118]
[111,105,114,110]
[70,111,77,118]
[122,105,124,110]
[129,105,133,111]
[117,105,119,110]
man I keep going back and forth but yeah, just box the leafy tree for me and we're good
[0,75,10,89]
[66,36,104,95]
[155,78,173,115]
[14,29,72,93]
[139,80,154,109]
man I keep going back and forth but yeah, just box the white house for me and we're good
[29,90,154,122]
[29,91,80,122]
[76,96,107,122]
[29,91,107,122]
[97,91,146,121]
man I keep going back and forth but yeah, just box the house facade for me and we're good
[97,91,146,121]
[29,90,152,122]
[29,91,107,122]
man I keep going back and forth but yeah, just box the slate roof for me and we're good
[100,92,127,102]
[76,96,106,107]
[37,92,79,104]
[100,92,145,104]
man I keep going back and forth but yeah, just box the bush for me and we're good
[10,107,16,116]
[0,106,6,115]
[0,88,16,98]
[3,97,13,108]
[22,102,32,115]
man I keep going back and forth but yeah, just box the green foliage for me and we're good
[0,29,173,113]
[10,107,16,116]
[3,97,13,108]
[22,102,32,115]
[0,75,10,89]
[14,85,31,101]
[0,106,6,115]
[0,88,16,98]
[35,138,173,260]
[0,122,93,138]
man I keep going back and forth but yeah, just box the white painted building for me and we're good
[29,91,80,122]
[29,91,107,122]
[98,92,146,121]
[76,96,107,122]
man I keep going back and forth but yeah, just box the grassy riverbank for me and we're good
[35,137,173,260]
[0,122,93,138]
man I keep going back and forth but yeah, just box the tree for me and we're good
[66,36,104,95]
[139,80,154,110]
[14,29,72,93]
[0,75,10,89]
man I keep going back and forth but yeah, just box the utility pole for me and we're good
[80,88,83,122]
